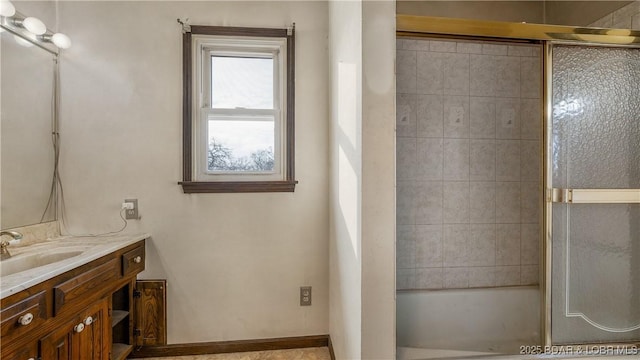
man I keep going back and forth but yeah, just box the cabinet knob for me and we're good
[18,313,33,326]
[84,316,93,326]
[133,256,142,264]
[74,323,85,333]
[27,358,35,360]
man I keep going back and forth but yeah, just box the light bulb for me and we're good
[0,1,15,17]
[51,32,71,49]
[23,17,46,35]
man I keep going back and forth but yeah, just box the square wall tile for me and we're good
[496,140,521,181]
[397,181,417,225]
[508,45,534,57]
[443,96,470,138]
[468,224,496,266]
[444,267,470,288]
[470,140,496,181]
[397,225,416,269]
[417,138,444,180]
[470,182,496,223]
[495,266,520,286]
[416,268,444,289]
[470,54,495,97]
[397,50,417,94]
[397,93,417,137]
[417,95,444,138]
[520,98,541,140]
[495,56,521,98]
[521,57,541,99]
[443,53,470,95]
[416,181,443,225]
[416,225,443,268]
[521,223,540,265]
[521,140,541,182]
[470,97,496,139]
[457,42,482,54]
[521,265,539,285]
[496,182,521,223]
[430,40,457,52]
[443,182,470,224]
[496,98,521,139]
[397,138,417,181]
[417,51,444,94]
[399,38,430,51]
[496,224,521,266]
[443,139,470,181]
[482,44,508,55]
[521,182,540,224]
[443,224,470,267]
[469,267,496,287]
[397,268,416,290]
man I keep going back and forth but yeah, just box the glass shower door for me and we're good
[549,44,640,345]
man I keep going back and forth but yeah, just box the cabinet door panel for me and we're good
[41,298,111,360]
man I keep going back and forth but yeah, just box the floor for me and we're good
[141,347,331,360]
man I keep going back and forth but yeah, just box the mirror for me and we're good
[1,30,57,229]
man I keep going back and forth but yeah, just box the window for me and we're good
[180,25,296,193]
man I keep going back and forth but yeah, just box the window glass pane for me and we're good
[211,56,273,109]
[207,119,275,172]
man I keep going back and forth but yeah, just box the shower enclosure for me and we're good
[548,44,640,346]
[396,16,640,358]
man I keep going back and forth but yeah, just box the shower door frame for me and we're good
[397,14,640,350]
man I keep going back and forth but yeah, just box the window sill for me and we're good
[179,181,297,193]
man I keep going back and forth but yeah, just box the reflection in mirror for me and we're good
[1,29,57,229]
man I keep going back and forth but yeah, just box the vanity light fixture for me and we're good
[0,5,72,50]
[0,0,15,18]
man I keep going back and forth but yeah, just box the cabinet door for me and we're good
[41,298,111,360]
[2,341,38,360]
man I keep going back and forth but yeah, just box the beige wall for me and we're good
[545,1,633,26]
[58,1,329,343]
[397,1,544,23]
[361,1,396,358]
[329,0,397,358]
[328,0,362,357]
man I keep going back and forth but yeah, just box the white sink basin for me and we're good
[1,250,83,276]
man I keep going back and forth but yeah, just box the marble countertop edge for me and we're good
[0,233,151,300]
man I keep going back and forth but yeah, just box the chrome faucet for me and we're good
[0,231,23,260]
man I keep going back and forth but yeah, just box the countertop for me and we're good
[0,233,150,300]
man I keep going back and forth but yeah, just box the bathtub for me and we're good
[397,286,541,359]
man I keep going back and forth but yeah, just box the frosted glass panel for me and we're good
[552,46,640,189]
[551,45,640,344]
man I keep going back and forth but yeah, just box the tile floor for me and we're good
[142,347,331,360]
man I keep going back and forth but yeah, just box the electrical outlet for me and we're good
[300,286,312,306]
[124,199,139,220]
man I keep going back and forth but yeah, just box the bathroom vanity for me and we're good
[0,234,160,360]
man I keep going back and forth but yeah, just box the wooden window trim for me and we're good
[180,25,296,193]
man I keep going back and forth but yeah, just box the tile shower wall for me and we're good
[396,38,542,290]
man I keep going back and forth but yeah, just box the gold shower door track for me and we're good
[396,14,640,351]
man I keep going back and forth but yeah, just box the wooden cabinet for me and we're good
[0,239,160,360]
